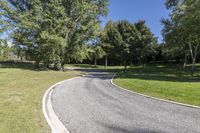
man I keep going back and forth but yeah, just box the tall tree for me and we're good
[1,0,108,70]
[0,40,11,60]
[115,20,135,70]
[181,0,200,74]
[101,20,115,68]
[162,0,200,74]
[102,20,157,70]
[134,20,157,65]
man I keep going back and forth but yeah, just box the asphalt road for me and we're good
[52,71,200,133]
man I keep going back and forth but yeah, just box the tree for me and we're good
[115,20,135,70]
[96,46,105,66]
[0,40,12,60]
[134,20,157,66]
[181,0,200,74]
[102,20,137,71]
[12,44,25,61]
[93,45,105,67]
[161,18,189,66]
[1,0,108,70]
[0,1,7,35]
[162,0,200,74]
[101,20,115,68]
[101,20,157,70]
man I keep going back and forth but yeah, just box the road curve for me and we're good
[52,71,200,133]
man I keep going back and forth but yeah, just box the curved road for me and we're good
[52,71,200,133]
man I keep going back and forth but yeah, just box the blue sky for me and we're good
[101,0,170,42]
[1,0,169,42]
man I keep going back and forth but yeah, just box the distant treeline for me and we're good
[0,0,200,73]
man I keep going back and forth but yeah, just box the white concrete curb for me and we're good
[111,74,200,109]
[42,77,80,133]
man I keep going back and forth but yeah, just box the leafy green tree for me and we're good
[162,0,200,74]
[12,44,25,61]
[115,20,135,70]
[181,0,200,74]
[161,18,189,66]
[0,1,7,35]
[0,40,11,60]
[101,20,115,68]
[102,20,138,70]
[1,0,108,70]
[134,20,157,65]
[93,45,105,67]
[102,20,157,70]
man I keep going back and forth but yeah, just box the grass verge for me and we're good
[113,64,200,106]
[0,63,82,133]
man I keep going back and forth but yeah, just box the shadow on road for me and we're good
[96,121,164,133]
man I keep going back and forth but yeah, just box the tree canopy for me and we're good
[0,0,108,69]
[101,20,157,70]
[162,0,200,73]
[1,0,199,73]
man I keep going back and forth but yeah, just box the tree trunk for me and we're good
[124,58,127,72]
[94,57,97,67]
[144,56,147,68]
[183,53,187,68]
[192,58,196,75]
[61,64,65,71]
[130,56,133,66]
[188,34,198,75]
[60,50,66,72]
[153,56,156,64]
[140,57,143,66]
[35,60,40,68]
[191,45,198,75]
[105,55,107,69]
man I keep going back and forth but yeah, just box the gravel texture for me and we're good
[52,71,200,133]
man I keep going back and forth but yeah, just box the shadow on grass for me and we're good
[2,61,200,82]
[66,64,200,82]
[72,64,98,68]
[0,61,120,72]
[0,61,48,71]
[116,64,200,82]
[67,64,125,72]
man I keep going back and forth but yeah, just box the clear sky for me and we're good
[1,0,169,42]
[101,0,170,43]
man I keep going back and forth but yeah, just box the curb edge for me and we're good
[42,76,81,133]
[111,74,200,110]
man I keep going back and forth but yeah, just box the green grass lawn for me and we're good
[4,62,198,133]
[0,63,82,133]
[67,63,200,106]
[113,64,200,106]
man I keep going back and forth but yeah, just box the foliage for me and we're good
[0,0,108,70]
[134,20,158,64]
[101,20,157,70]
[0,40,12,60]
[162,0,200,73]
